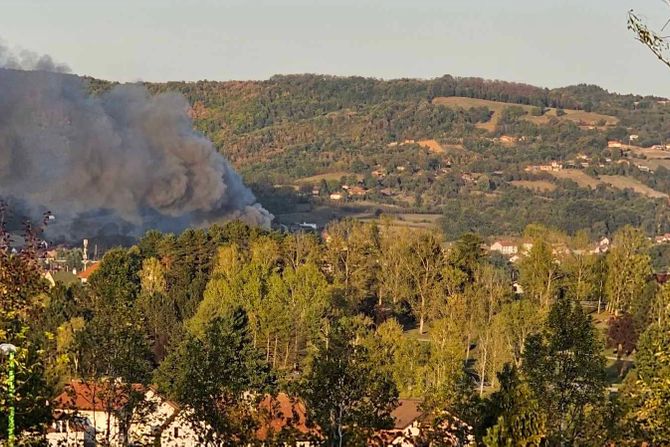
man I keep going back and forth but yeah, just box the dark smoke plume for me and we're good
[0,44,272,242]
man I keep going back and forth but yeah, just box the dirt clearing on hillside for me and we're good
[599,175,667,198]
[432,97,618,133]
[549,170,602,188]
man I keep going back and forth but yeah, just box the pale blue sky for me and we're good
[3,0,670,96]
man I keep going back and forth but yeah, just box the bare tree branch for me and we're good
[628,8,670,70]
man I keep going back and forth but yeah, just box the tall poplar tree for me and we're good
[605,226,652,314]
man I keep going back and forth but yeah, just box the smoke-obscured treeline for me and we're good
[2,214,670,445]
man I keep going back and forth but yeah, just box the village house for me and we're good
[257,394,314,446]
[329,192,344,201]
[607,140,623,149]
[48,380,227,447]
[371,169,387,178]
[524,161,563,173]
[552,243,572,257]
[369,401,474,447]
[47,413,96,447]
[128,388,204,447]
[49,380,142,446]
[655,233,670,244]
[349,186,367,197]
[497,135,517,145]
[48,381,317,447]
[636,163,652,173]
[77,262,100,284]
[289,222,319,233]
[489,240,518,256]
[47,381,473,447]
[591,237,611,254]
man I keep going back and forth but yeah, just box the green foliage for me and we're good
[619,321,670,444]
[0,215,52,440]
[189,239,331,372]
[518,238,560,309]
[15,210,668,445]
[448,232,486,282]
[300,321,398,447]
[323,220,380,311]
[88,247,142,304]
[492,299,543,368]
[561,241,600,303]
[156,309,275,446]
[482,365,547,447]
[605,226,652,314]
[522,296,607,444]
[402,231,446,334]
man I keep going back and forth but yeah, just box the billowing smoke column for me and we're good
[0,45,272,241]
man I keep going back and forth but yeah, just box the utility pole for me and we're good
[0,343,17,447]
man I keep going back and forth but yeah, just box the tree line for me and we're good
[1,213,670,445]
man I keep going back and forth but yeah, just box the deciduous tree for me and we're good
[403,231,445,334]
[605,226,652,314]
[301,321,398,447]
[156,309,276,446]
[523,296,607,445]
[620,320,670,444]
[518,239,560,309]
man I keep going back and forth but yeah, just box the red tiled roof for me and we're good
[256,393,315,441]
[77,262,100,280]
[53,380,144,412]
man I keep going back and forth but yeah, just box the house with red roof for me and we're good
[76,262,100,284]
[50,380,147,446]
[49,381,315,447]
